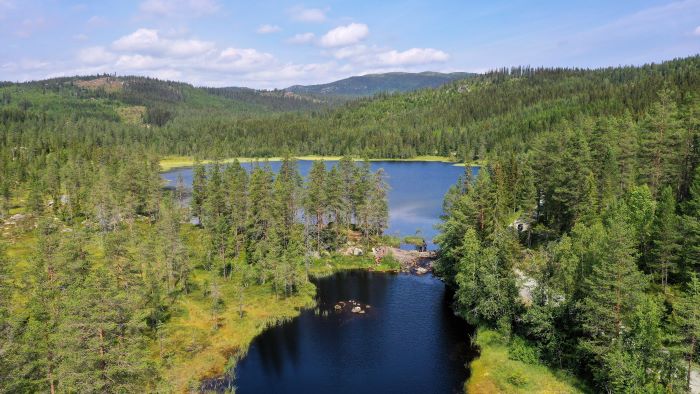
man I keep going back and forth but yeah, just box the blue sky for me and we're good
[1,0,699,88]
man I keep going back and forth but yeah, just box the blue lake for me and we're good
[162,160,477,249]
[202,270,476,394]
[163,161,480,393]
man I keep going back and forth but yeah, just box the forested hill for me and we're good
[155,56,699,158]
[285,71,474,97]
[0,75,328,125]
[1,56,699,160]
[2,55,700,393]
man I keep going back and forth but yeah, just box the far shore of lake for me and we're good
[159,155,485,171]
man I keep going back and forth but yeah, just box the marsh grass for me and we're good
[466,328,589,393]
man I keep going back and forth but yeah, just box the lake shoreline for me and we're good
[159,155,485,171]
[201,267,475,394]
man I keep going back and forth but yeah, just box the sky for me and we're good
[1,0,699,88]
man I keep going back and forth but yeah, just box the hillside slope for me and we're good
[285,71,474,97]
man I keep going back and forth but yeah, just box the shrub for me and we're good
[508,336,541,364]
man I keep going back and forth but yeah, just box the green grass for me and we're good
[466,328,589,394]
[402,235,425,246]
[157,266,315,392]
[309,253,400,277]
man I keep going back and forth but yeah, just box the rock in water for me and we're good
[351,306,362,313]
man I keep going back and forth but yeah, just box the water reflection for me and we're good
[202,271,476,394]
[162,161,478,250]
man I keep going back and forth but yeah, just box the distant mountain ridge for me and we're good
[285,71,475,97]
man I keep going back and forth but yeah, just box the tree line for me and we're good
[0,151,388,392]
[188,157,388,293]
[436,88,700,392]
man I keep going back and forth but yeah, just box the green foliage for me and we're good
[2,56,700,392]
[508,336,541,365]
[436,57,700,393]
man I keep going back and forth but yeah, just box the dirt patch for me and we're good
[74,77,123,93]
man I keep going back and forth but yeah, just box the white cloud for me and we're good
[289,6,327,22]
[320,23,369,47]
[332,44,368,59]
[139,0,219,17]
[112,28,159,51]
[78,46,116,64]
[287,32,315,44]
[112,28,215,57]
[1,58,50,72]
[376,48,449,66]
[215,48,275,71]
[73,33,89,41]
[329,44,450,67]
[116,54,161,69]
[694,26,700,36]
[244,61,338,84]
[257,24,281,34]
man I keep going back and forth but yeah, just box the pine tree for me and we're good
[159,197,189,289]
[454,228,482,324]
[203,162,230,270]
[304,160,327,252]
[190,161,207,221]
[56,266,151,392]
[579,216,646,384]
[274,157,302,243]
[225,159,248,257]
[27,176,44,215]
[0,242,13,390]
[681,166,700,279]
[650,186,681,292]
[337,156,357,230]
[614,114,640,193]
[638,89,684,195]
[678,274,700,391]
[325,165,345,244]
[246,164,275,267]
[18,217,63,393]
[358,169,389,241]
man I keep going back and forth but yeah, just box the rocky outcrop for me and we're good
[333,300,369,315]
[341,246,364,256]
[372,246,436,274]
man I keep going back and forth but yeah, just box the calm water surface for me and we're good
[163,161,478,393]
[202,271,476,394]
[162,160,477,249]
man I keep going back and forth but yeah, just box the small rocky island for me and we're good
[333,300,371,314]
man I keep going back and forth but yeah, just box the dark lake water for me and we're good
[162,160,477,250]
[202,270,476,394]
